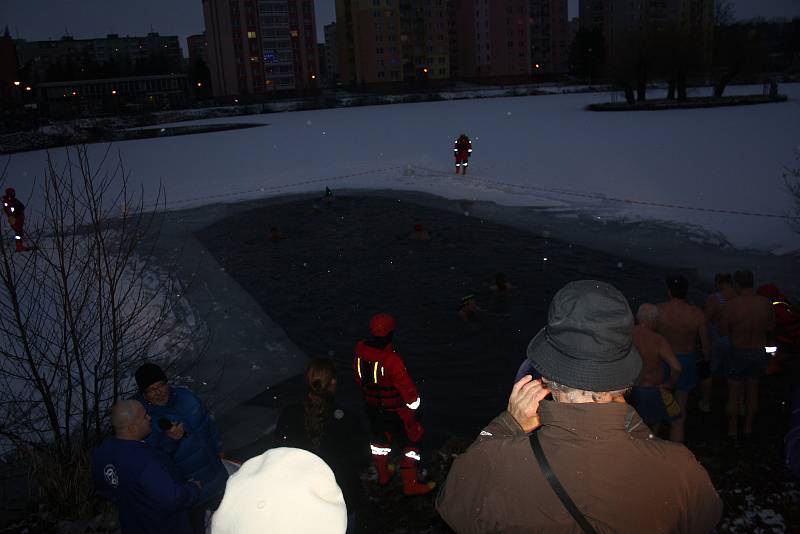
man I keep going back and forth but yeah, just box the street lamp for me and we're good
[25,86,32,91]
[111,89,117,95]
[13,81,20,86]
[197,82,202,87]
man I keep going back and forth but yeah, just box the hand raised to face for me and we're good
[508,375,550,433]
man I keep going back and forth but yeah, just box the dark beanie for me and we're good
[135,363,167,393]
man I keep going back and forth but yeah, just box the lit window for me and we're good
[248,31,257,39]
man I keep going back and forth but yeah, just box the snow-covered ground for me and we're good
[5,83,800,256]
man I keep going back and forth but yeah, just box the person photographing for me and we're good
[437,280,722,533]
[135,363,228,533]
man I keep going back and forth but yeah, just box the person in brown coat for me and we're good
[436,280,722,534]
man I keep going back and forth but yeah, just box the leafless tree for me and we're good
[715,0,736,27]
[0,145,202,519]
[610,29,651,104]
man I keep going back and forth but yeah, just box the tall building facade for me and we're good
[336,0,580,84]
[0,29,19,106]
[203,0,319,98]
[187,33,209,64]
[324,22,339,84]
[579,0,612,45]
[529,0,569,75]
[335,0,450,85]
[453,0,531,80]
[15,33,182,82]
[287,0,320,88]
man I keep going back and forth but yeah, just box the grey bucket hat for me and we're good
[526,280,642,391]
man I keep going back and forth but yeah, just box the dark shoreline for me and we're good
[0,123,266,155]
[588,93,787,111]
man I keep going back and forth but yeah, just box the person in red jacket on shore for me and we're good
[353,313,435,496]
[453,134,472,174]
[757,283,800,374]
[2,188,29,252]
[757,284,800,351]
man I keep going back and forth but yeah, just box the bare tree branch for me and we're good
[0,145,204,519]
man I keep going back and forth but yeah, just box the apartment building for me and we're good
[203,0,319,97]
[529,0,569,75]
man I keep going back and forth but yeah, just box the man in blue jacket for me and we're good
[92,400,201,534]
[135,363,229,533]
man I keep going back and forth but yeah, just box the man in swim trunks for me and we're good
[631,304,683,433]
[700,273,736,412]
[656,275,710,443]
[718,269,775,439]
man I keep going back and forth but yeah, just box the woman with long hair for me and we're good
[274,358,368,528]
[303,357,337,449]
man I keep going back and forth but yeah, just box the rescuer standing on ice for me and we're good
[454,134,473,174]
[2,188,29,252]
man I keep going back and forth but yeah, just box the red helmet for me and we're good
[369,313,396,337]
[4,187,14,198]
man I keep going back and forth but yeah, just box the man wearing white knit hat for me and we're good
[211,447,347,534]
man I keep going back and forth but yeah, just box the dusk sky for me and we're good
[1,0,799,54]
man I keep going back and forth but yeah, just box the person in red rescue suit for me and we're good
[353,313,436,496]
[757,284,800,374]
[2,188,28,252]
[454,134,472,174]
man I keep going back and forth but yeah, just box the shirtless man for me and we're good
[631,304,683,432]
[656,275,710,443]
[718,270,775,438]
[701,273,736,412]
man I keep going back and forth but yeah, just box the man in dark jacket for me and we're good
[92,400,200,534]
[135,363,228,533]
[437,280,722,533]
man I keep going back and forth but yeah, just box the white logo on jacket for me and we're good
[104,464,119,487]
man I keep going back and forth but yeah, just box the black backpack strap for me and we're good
[530,431,598,534]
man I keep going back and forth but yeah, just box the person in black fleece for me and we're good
[274,358,369,529]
